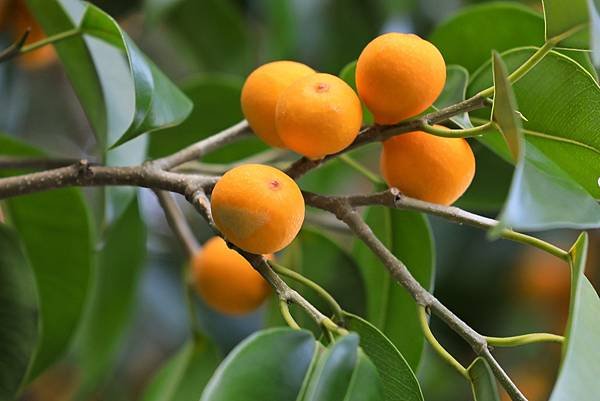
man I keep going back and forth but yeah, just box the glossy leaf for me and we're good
[79,3,192,148]
[542,0,589,48]
[352,207,434,369]
[288,228,366,322]
[468,358,500,401]
[549,233,600,400]
[345,313,423,401]
[148,74,266,163]
[469,49,600,229]
[76,197,147,392]
[142,338,221,401]
[433,65,472,128]
[470,49,600,198]
[300,334,361,401]
[491,51,522,162]
[429,2,594,75]
[339,60,374,124]
[27,0,107,142]
[200,328,316,401]
[0,225,39,400]
[0,134,94,380]
[345,352,385,401]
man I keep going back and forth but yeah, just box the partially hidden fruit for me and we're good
[211,164,305,254]
[241,61,315,148]
[356,33,446,124]
[10,0,57,70]
[276,73,362,159]
[192,236,270,315]
[380,129,475,205]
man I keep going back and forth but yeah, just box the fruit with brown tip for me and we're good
[275,73,362,159]
[210,164,305,254]
[241,61,315,148]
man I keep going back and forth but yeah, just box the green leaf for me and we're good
[344,313,424,401]
[429,2,595,75]
[161,0,252,75]
[549,233,600,400]
[0,134,94,380]
[300,334,361,400]
[469,48,600,229]
[27,0,107,142]
[200,328,316,401]
[542,0,589,48]
[75,197,147,392]
[142,338,221,401]
[345,352,385,401]
[589,0,600,65]
[287,228,366,322]
[0,225,39,400]
[339,61,374,125]
[148,74,266,163]
[454,144,513,212]
[79,3,192,148]
[433,65,472,128]
[352,208,434,369]
[468,358,500,401]
[491,51,523,162]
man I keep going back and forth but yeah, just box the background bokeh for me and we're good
[1,0,598,400]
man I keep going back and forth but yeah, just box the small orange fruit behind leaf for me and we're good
[356,33,446,124]
[241,61,315,148]
[10,0,57,70]
[211,164,305,254]
[192,236,271,315]
[276,73,362,159]
[380,129,475,205]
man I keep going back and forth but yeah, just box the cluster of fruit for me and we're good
[194,33,477,315]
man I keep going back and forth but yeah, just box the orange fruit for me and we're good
[241,61,315,147]
[10,0,57,70]
[515,248,570,304]
[380,129,475,205]
[356,33,446,124]
[192,236,270,315]
[210,164,305,254]
[275,73,362,159]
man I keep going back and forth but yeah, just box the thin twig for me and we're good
[153,190,199,257]
[153,120,252,170]
[0,29,30,63]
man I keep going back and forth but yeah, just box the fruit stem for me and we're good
[500,229,570,261]
[279,299,301,330]
[421,121,494,138]
[418,305,469,379]
[485,333,564,347]
[19,28,82,55]
[338,154,384,186]
[269,260,345,323]
[477,24,585,99]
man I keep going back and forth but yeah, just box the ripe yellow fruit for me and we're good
[241,61,315,147]
[380,130,475,205]
[211,164,305,254]
[356,33,446,124]
[275,73,362,159]
[192,237,270,315]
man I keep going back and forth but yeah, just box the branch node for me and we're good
[76,159,93,178]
